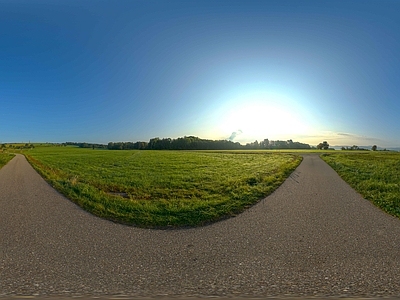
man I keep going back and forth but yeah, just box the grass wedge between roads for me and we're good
[24,147,301,227]
[0,152,15,168]
[322,152,400,219]
[0,152,15,169]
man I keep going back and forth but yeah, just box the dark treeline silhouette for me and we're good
[106,136,311,150]
[65,142,108,149]
[108,137,242,150]
[107,141,148,150]
[245,139,311,149]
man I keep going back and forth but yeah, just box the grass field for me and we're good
[0,152,14,168]
[24,147,302,227]
[321,151,400,218]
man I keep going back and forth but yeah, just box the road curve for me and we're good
[1,154,400,298]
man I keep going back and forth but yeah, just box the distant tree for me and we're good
[317,141,329,150]
[148,137,160,150]
[371,145,377,151]
[260,139,269,149]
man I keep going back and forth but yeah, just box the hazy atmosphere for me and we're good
[1,0,399,147]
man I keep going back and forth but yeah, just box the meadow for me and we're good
[322,151,400,218]
[24,146,302,227]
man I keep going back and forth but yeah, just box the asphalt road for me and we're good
[1,154,399,299]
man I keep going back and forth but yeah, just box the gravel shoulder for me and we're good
[1,154,400,298]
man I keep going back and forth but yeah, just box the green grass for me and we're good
[0,152,14,168]
[24,147,302,227]
[321,152,400,218]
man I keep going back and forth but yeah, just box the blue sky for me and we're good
[1,0,399,147]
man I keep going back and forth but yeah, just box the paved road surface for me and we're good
[1,154,399,298]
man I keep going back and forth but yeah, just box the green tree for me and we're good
[317,141,329,150]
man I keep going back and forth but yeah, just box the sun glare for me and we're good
[219,99,310,141]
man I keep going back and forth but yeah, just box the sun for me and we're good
[218,99,310,141]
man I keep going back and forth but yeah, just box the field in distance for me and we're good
[322,151,400,219]
[23,146,302,227]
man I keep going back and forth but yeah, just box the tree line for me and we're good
[106,136,312,150]
[65,142,108,149]
[245,139,311,149]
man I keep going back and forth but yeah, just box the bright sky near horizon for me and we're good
[1,0,400,147]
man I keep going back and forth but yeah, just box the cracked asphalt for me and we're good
[1,153,399,299]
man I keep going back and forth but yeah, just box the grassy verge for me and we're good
[24,147,301,227]
[0,152,15,168]
[321,152,400,218]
